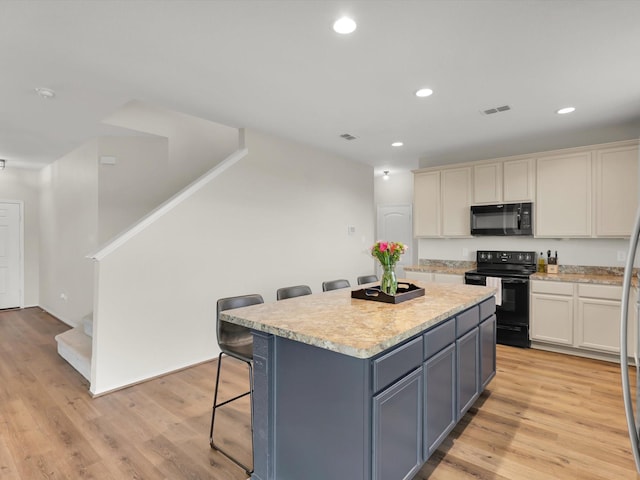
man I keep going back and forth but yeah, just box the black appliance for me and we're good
[470,202,533,236]
[464,250,536,348]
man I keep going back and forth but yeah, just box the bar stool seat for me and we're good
[209,293,263,475]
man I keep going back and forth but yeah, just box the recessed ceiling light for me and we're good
[415,88,433,98]
[556,107,576,114]
[391,142,404,147]
[35,87,56,99]
[333,17,357,34]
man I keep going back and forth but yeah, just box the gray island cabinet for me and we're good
[221,283,496,480]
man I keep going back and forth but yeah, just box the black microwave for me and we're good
[470,202,533,236]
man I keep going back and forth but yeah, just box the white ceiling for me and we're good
[1,1,640,172]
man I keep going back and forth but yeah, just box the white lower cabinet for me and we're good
[531,281,574,345]
[577,297,620,353]
[531,280,637,358]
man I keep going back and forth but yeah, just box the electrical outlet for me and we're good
[462,248,469,257]
[60,293,68,302]
[617,251,627,262]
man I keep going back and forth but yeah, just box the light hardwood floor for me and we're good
[1,307,639,479]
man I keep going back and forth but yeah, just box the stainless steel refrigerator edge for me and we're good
[620,204,640,472]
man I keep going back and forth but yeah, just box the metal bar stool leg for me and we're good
[209,352,254,475]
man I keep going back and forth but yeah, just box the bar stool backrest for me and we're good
[276,285,312,300]
[216,294,264,362]
[322,279,351,292]
[357,274,378,285]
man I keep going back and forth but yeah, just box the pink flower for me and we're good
[379,242,388,252]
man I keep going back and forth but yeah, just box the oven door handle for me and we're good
[465,275,486,282]
[500,278,528,285]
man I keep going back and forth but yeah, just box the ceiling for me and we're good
[1,1,640,173]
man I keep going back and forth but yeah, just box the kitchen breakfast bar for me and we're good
[221,282,497,480]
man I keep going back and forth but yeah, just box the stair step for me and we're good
[83,313,93,337]
[55,327,92,381]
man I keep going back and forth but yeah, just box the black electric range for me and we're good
[464,250,537,348]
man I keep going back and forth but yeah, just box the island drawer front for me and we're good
[456,306,479,337]
[424,318,455,359]
[373,336,423,393]
[480,297,496,321]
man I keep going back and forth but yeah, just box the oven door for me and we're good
[497,278,529,326]
[465,274,529,323]
[465,273,531,348]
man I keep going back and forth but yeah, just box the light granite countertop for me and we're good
[404,265,470,275]
[531,272,638,287]
[405,260,475,276]
[220,282,495,359]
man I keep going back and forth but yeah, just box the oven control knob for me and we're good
[487,253,492,260]
[525,253,532,262]
[517,254,524,261]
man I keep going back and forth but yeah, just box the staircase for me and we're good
[55,314,93,381]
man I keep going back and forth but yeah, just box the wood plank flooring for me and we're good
[1,307,639,479]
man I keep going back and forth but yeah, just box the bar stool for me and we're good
[322,279,350,291]
[357,274,378,285]
[209,293,263,474]
[276,284,312,300]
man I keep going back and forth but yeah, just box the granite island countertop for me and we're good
[221,282,495,359]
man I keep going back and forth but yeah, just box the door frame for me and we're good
[0,200,24,309]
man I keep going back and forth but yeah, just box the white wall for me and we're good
[417,237,634,267]
[39,141,98,325]
[374,170,414,206]
[102,100,239,196]
[91,129,375,395]
[97,136,169,243]
[0,167,40,306]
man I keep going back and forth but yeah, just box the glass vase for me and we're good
[380,262,398,295]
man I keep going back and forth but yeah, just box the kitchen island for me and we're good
[221,282,496,480]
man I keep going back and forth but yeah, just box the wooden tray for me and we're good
[351,282,425,304]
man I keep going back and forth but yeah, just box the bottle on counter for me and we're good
[538,252,546,273]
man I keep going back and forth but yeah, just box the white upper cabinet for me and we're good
[414,171,441,237]
[441,167,472,237]
[594,144,639,237]
[413,167,471,238]
[536,152,592,237]
[503,157,535,202]
[413,140,637,239]
[473,158,535,205]
[473,162,502,204]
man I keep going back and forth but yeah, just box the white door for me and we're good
[0,202,21,309]
[377,205,413,279]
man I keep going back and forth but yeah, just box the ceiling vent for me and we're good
[481,105,511,116]
[340,133,358,141]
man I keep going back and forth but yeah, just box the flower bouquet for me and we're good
[371,241,408,295]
